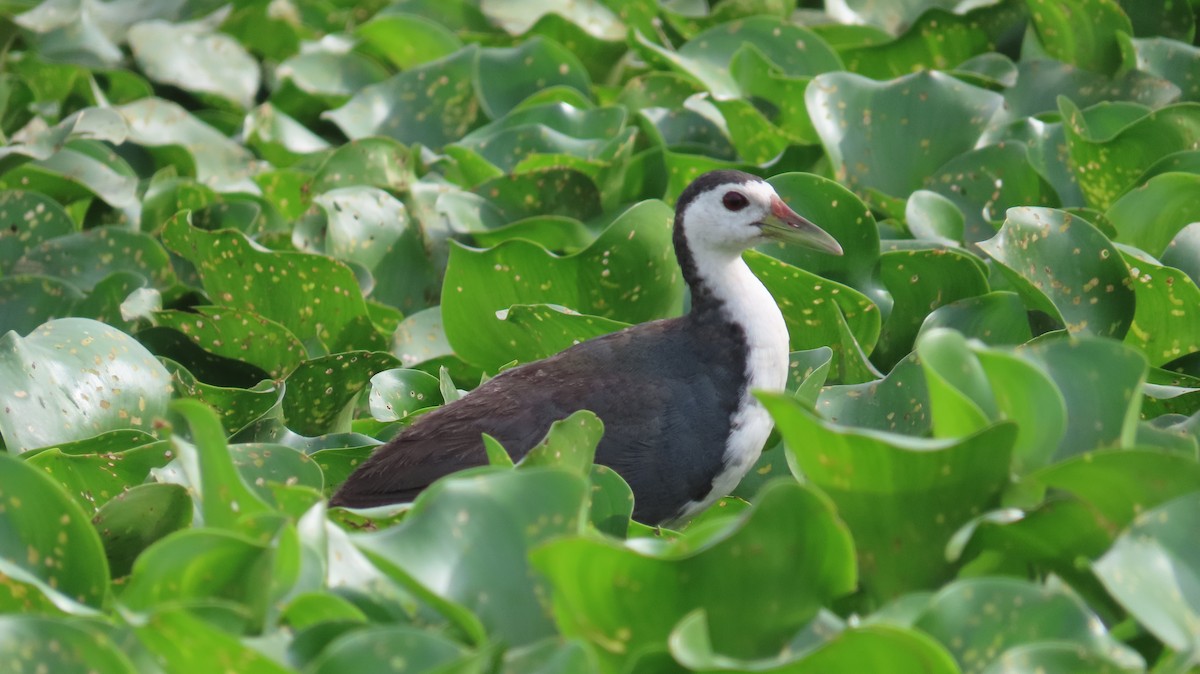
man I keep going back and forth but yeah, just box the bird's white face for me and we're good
[680,179,843,257]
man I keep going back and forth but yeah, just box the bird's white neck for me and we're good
[687,247,790,392]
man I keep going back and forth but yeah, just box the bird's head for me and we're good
[675,170,843,257]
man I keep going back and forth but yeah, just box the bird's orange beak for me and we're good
[760,196,843,256]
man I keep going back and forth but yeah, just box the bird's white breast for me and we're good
[677,251,789,519]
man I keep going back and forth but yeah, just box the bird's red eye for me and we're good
[722,192,749,211]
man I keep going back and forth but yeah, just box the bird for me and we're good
[330,170,843,524]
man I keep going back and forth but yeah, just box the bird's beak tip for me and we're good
[766,196,844,256]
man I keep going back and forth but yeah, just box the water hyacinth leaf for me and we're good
[518,409,603,474]
[481,0,627,39]
[368,368,443,422]
[353,468,589,646]
[0,450,110,612]
[305,186,438,312]
[474,38,592,119]
[916,329,995,440]
[634,17,841,100]
[165,360,280,435]
[229,443,324,502]
[0,276,84,336]
[840,9,992,79]
[816,353,930,435]
[167,399,272,530]
[355,12,463,69]
[497,304,629,364]
[442,199,682,370]
[243,104,331,167]
[978,207,1134,338]
[471,168,603,223]
[1106,172,1200,258]
[806,70,1004,199]
[24,442,174,514]
[0,140,139,210]
[1024,0,1133,74]
[150,307,306,380]
[92,482,192,578]
[0,107,128,175]
[500,637,599,674]
[0,616,134,673]
[924,142,1061,245]
[1018,336,1146,458]
[670,613,958,674]
[1121,251,1200,366]
[532,481,856,667]
[918,292,1033,347]
[160,212,384,353]
[0,318,171,453]
[1121,35,1200,102]
[127,18,260,109]
[116,98,261,194]
[914,577,1142,674]
[873,248,989,371]
[326,47,481,148]
[905,190,964,246]
[1059,98,1200,211]
[11,227,175,292]
[308,624,479,674]
[765,393,1015,602]
[134,606,295,674]
[981,642,1142,674]
[0,190,77,273]
[1032,449,1200,530]
[1093,491,1200,653]
[311,137,414,195]
[281,351,401,436]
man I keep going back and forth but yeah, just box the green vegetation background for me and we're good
[1,0,1199,672]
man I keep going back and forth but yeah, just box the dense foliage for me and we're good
[1,0,1199,672]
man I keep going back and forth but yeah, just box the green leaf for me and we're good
[1059,98,1200,210]
[356,12,463,70]
[0,451,109,611]
[12,226,175,292]
[806,70,1004,198]
[671,613,958,674]
[24,440,173,513]
[816,353,931,436]
[841,9,992,79]
[1024,0,1133,74]
[353,467,590,646]
[308,624,479,674]
[1094,491,1200,653]
[915,577,1142,674]
[148,307,306,380]
[1107,172,1200,257]
[978,207,1134,338]
[1121,249,1200,366]
[304,186,438,313]
[918,292,1033,347]
[128,17,260,109]
[166,399,272,531]
[442,199,682,370]
[0,318,170,453]
[518,409,604,474]
[161,212,384,353]
[0,275,84,336]
[282,351,401,436]
[0,139,139,210]
[531,481,856,667]
[474,37,592,119]
[0,616,134,673]
[764,392,1015,602]
[92,482,192,578]
[133,606,295,674]
[116,98,260,194]
[1018,336,1146,458]
[368,368,443,422]
[0,190,77,273]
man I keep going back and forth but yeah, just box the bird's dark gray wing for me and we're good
[329,317,743,522]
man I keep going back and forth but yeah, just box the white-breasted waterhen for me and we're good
[330,170,843,524]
